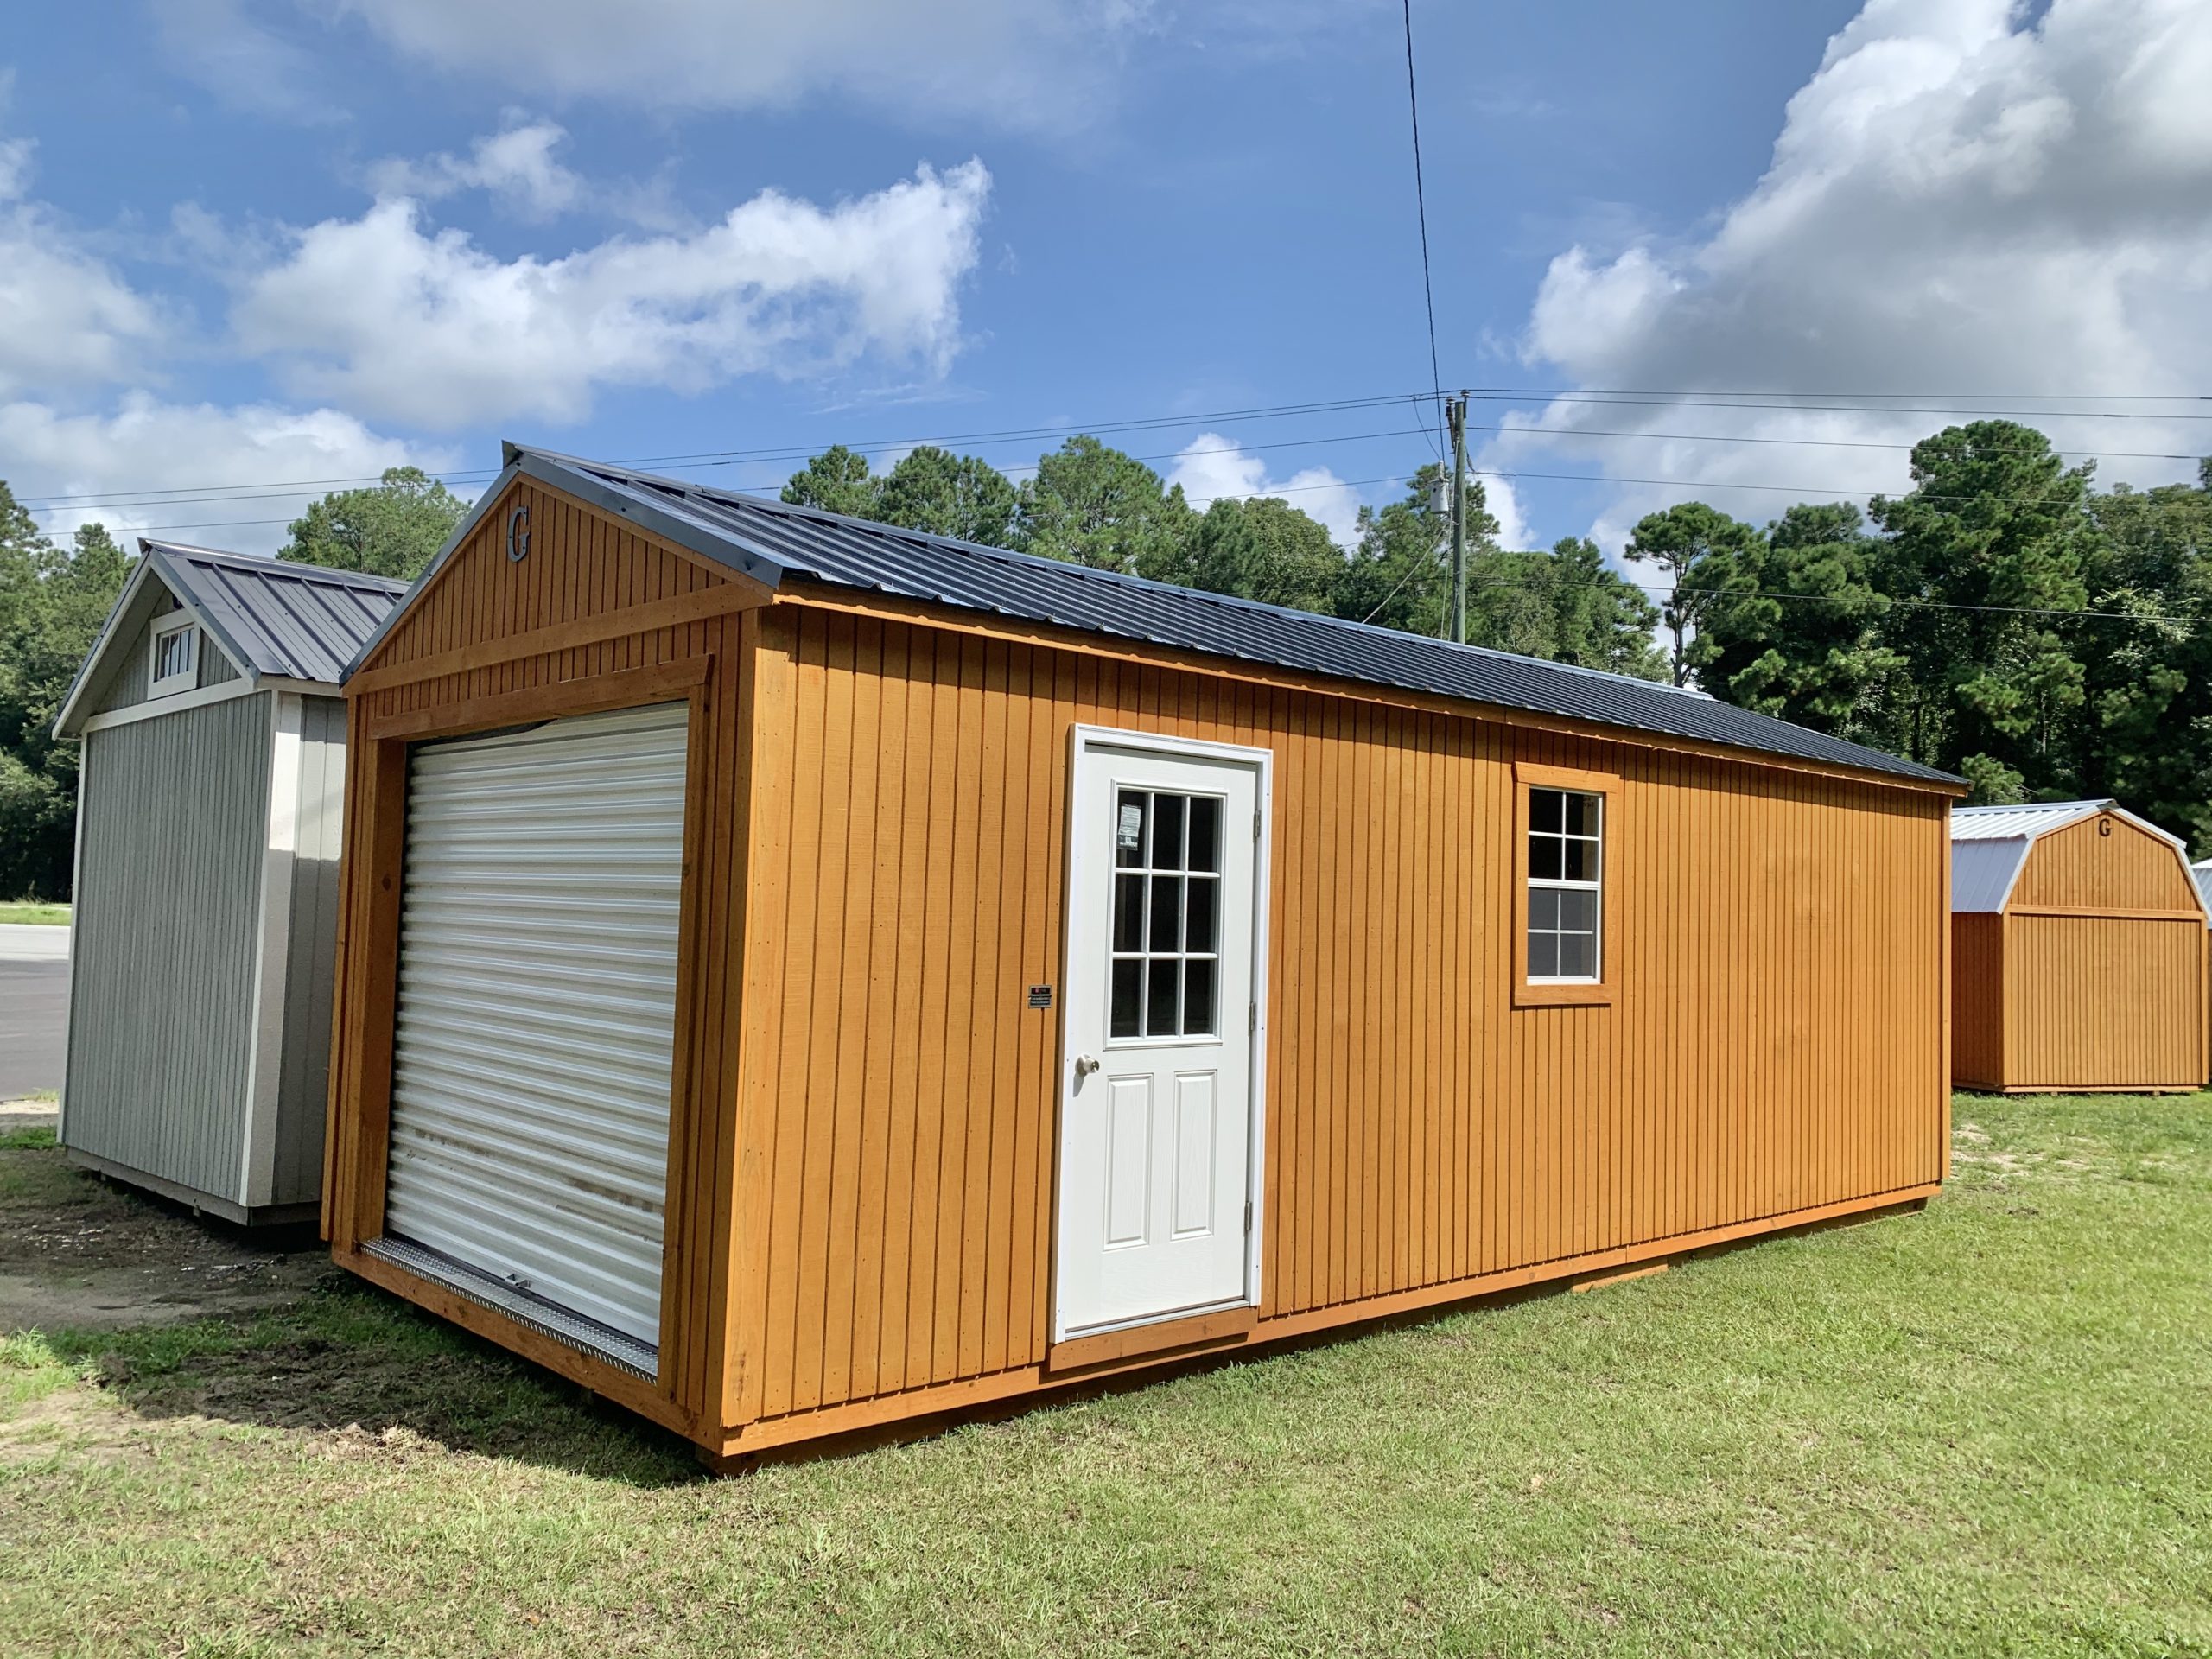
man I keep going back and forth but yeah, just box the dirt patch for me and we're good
[0,1384,149,1467]
[0,1144,332,1332]
[2,1099,60,1135]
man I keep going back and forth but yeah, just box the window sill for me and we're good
[1514,980,1614,1008]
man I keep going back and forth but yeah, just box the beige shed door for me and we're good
[381,702,690,1363]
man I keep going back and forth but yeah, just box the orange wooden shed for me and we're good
[1949,800,2210,1093]
[321,444,1963,1463]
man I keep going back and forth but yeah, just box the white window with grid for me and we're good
[1108,787,1223,1039]
[149,613,200,696]
[1527,786,1602,982]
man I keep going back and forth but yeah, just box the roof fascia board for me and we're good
[341,459,523,681]
[512,451,789,590]
[53,554,166,738]
[1994,835,2034,912]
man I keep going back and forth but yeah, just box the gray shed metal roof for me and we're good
[361,444,1962,789]
[55,541,409,735]
[146,541,409,683]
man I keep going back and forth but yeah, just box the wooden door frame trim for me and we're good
[349,582,765,697]
[362,657,711,741]
[337,661,721,1418]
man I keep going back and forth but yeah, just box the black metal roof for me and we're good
[363,444,1958,789]
[144,541,409,683]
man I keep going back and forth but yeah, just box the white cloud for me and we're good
[0,136,31,200]
[153,0,344,124]
[0,111,451,564]
[319,0,1154,131]
[365,118,586,219]
[1499,0,2212,548]
[232,158,994,428]
[3,392,459,556]
[0,141,169,398]
[1478,474,1533,552]
[1166,433,1364,550]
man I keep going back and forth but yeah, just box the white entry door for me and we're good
[1056,727,1271,1341]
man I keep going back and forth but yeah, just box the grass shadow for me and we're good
[36,1276,707,1487]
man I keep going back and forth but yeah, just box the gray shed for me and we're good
[52,542,407,1223]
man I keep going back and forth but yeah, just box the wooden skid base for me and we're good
[698,1180,1942,1467]
[330,1184,1937,1471]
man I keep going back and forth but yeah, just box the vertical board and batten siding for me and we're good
[1950,914,2005,1090]
[2005,915,2204,1089]
[722,603,1949,1442]
[1951,812,2209,1092]
[2005,815,2204,1090]
[2010,815,2198,912]
[270,694,348,1204]
[325,479,761,1437]
[62,692,271,1197]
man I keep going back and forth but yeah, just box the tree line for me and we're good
[778,436,1668,678]
[2,417,2206,898]
[1627,422,2212,845]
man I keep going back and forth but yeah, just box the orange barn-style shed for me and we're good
[322,443,1965,1463]
[1950,800,2209,1093]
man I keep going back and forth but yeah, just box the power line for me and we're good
[1399,0,1446,461]
[32,412,2208,523]
[1456,385,2211,403]
[22,382,2212,520]
[82,451,2202,538]
[1458,391,2212,421]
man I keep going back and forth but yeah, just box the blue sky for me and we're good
[4,0,2209,561]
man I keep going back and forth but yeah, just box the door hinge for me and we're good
[1244,1198,1254,1234]
[1249,1001,1257,1033]
[1253,809,1262,841]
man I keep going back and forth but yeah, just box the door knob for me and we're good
[1074,1055,1101,1077]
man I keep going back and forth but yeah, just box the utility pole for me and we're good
[1447,393,1469,645]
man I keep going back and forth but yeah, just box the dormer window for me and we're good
[149,613,199,696]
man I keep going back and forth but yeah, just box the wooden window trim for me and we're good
[1512,760,1618,1008]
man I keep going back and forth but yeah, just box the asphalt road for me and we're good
[0,925,70,1099]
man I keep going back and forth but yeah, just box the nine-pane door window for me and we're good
[1527,786,1603,982]
[1109,787,1222,1039]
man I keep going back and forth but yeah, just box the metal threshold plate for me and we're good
[365,1234,660,1381]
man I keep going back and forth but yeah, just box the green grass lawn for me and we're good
[0,900,69,926]
[3,1093,2209,1657]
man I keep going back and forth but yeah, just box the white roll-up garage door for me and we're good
[376,700,690,1374]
